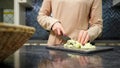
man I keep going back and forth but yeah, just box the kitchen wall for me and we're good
[26,0,120,40]
[0,0,14,24]
[102,0,120,40]
[26,0,49,40]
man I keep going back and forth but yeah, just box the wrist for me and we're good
[51,21,61,30]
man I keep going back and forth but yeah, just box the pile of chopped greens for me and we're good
[64,40,96,49]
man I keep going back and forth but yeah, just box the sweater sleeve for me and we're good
[87,0,103,41]
[37,0,59,30]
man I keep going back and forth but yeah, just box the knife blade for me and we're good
[61,35,71,41]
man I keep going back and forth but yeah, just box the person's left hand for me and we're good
[78,56,89,67]
[77,30,90,45]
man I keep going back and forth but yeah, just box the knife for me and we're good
[61,34,71,41]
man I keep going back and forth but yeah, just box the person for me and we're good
[37,0,103,45]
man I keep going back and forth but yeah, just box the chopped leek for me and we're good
[64,40,96,49]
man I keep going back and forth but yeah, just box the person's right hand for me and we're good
[52,22,65,36]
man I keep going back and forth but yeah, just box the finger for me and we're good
[60,27,65,35]
[53,29,58,35]
[84,56,89,63]
[78,57,83,65]
[78,30,84,43]
[83,34,89,44]
[58,28,64,36]
[81,31,87,45]
[82,57,88,66]
[57,28,61,36]
[80,56,86,66]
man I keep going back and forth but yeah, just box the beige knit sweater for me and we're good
[37,0,103,45]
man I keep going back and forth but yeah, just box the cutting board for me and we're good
[46,45,114,54]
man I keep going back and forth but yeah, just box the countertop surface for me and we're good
[0,45,120,68]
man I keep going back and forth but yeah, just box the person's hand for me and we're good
[52,22,65,36]
[78,56,89,67]
[77,30,90,45]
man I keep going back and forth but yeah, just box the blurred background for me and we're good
[1,1,120,68]
[0,0,120,45]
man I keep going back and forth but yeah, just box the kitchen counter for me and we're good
[0,45,120,68]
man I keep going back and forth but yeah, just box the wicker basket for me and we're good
[0,23,35,61]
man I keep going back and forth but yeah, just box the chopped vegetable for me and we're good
[64,40,82,49]
[81,43,96,49]
[64,40,96,49]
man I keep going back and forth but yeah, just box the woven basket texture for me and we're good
[0,23,35,61]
